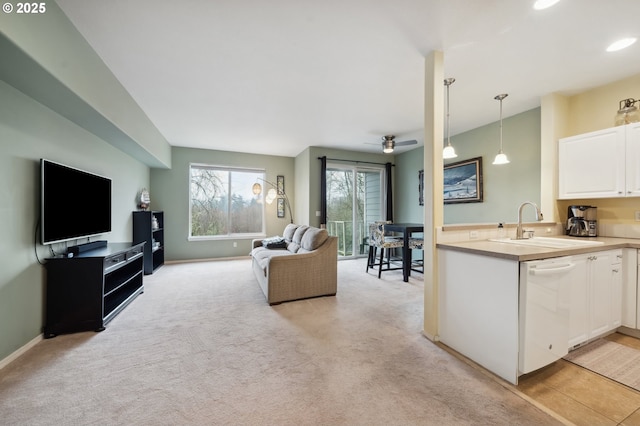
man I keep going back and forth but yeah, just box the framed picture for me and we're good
[443,156,483,204]
[277,175,284,195]
[418,170,424,206]
[277,198,285,218]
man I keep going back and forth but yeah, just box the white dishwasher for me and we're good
[519,256,575,375]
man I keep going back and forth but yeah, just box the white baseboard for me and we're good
[165,255,250,264]
[0,334,43,371]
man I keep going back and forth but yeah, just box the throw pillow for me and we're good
[262,236,287,249]
[283,224,299,242]
[300,227,329,251]
[288,225,309,253]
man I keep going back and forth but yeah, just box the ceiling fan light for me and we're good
[493,151,510,165]
[382,139,394,153]
[443,144,457,159]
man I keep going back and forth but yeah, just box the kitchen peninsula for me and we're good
[436,236,640,384]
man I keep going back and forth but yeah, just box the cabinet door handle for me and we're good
[613,269,619,273]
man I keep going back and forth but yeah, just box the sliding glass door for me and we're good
[325,164,385,259]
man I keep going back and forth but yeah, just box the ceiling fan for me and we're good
[380,135,417,153]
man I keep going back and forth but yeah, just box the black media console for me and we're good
[44,242,145,338]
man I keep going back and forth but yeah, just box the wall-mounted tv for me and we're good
[41,159,112,245]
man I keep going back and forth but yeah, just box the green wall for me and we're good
[151,145,394,262]
[394,108,541,225]
[0,80,150,361]
[299,146,396,227]
[0,1,169,363]
[444,108,541,224]
[0,2,171,168]
[394,147,426,223]
[150,147,295,261]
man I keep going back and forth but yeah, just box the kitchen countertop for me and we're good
[436,236,640,261]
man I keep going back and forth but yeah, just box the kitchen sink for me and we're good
[488,236,605,248]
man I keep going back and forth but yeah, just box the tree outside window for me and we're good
[190,165,264,238]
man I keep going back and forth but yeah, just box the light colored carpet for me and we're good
[564,338,640,392]
[0,258,560,425]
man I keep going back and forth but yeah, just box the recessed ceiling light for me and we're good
[533,0,561,10]
[606,37,638,52]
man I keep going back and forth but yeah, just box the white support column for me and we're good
[423,51,444,339]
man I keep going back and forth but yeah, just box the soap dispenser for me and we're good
[497,222,506,239]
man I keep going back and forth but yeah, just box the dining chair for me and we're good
[366,221,390,271]
[366,222,404,278]
[408,237,424,274]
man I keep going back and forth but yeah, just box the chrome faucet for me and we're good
[516,201,544,239]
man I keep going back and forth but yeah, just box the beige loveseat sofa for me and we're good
[251,224,338,305]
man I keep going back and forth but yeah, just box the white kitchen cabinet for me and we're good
[438,244,632,385]
[626,122,640,196]
[621,248,637,328]
[558,123,640,199]
[568,255,589,347]
[568,249,623,349]
[611,252,623,329]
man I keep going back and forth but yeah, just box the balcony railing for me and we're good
[326,220,369,257]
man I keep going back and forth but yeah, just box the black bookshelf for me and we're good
[133,210,164,274]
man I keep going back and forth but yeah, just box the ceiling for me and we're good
[55,0,640,157]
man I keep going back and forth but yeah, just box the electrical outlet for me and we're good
[635,211,640,221]
[469,230,478,239]
[233,242,237,247]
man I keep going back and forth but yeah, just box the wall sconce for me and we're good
[252,178,293,223]
[615,98,640,126]
[492,93,510,165]
[443,78,458,159]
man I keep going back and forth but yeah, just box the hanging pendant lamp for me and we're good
[492,93,510,165]
[443,78,458,159]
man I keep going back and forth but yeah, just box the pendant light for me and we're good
[492,93,510,165]
[442,78,458,159]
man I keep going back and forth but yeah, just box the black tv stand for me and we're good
[44,242,145,338]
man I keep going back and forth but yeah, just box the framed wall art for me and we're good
[277,175,284,195]
[418,170,424,206]
[277,198,285,218]
[443,156,483,204]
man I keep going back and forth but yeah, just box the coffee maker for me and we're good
[566,205,597,237]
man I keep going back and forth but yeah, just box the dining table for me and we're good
[384,222,424,282]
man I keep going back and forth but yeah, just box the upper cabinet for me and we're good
[558,123,640,199]
[626,123,640,196]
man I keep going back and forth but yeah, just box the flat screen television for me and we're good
[41,159,112,245]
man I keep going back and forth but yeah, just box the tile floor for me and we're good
[517,333,640,425]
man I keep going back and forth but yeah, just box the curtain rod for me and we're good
[318,157,394,167]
